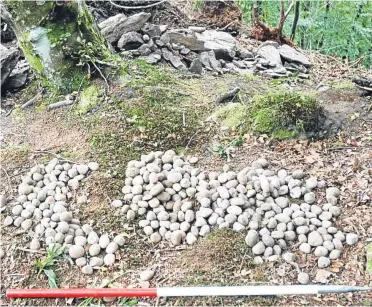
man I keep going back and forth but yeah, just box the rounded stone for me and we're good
[99,234,110,249]
[82,265,93,275]
[299,243,311,254]
[318,256,331,268]
[252,241,265,255]
[113,235,125,246]
[150,232,161,243]
[346,233,358,245]
[308,231,323,247]
[106,242,119,254]
[329,249,341,260]
[104,253,116,266]
[140,269,155,281]
[69,245,85,259]
[298,272,310,285]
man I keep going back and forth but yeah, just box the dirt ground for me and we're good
[1,55,372,307]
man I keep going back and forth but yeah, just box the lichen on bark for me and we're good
[4,0,111,95]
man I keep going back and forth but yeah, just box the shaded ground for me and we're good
[0,59,371,306]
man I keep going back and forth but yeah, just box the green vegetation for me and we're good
[237,0,372,67]
[214,137,243,161]
[250,91,321,139]
[0,144,30,165]
[214,103,250,130]
[214,91,321,140]
[35,245,65,288]
[75,84,103,114]
[88,66,210,178]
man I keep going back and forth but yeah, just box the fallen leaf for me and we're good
[315,269,333,283]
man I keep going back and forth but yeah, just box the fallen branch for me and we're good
[21,92,42,109]
[108,0,167,10]
[215,87,240,103]
[47,99,74,110]
[328,146,372,151]
[17,247,45,254]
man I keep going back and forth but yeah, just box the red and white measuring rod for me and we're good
[6,285,371,298]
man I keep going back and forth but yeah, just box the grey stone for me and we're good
[318,256,331,268]
[314,246,329,257]
[140,269,155,281]
[297,272,310,285]
[329,249,341,260]
[252,241,265,255]
[82,265,93,275]
[308,231,323,246]
[346,233,358,245]
[245,230,259,247]
[299,243,311,254]
[69,245,85,259]
[257,44,281,65]
[99,13,151,43]
[282,252,295,263]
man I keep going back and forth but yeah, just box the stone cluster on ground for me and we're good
[0,44,29,90]
[98,13,312,78]
[2,153,360,280]
[112,150,358,276]
[2,158,126,275]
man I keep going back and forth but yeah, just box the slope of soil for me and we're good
[0,59,371,306]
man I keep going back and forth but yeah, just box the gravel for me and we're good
[3,155,356,276]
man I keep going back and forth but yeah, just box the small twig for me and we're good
[21,92,42,109]
[185,131,198,150]
[91,60,109,93]
[5,107,14,117]
[17,247,45,254]
[95,59,115,67]
[108,0,167,9]
[328,146,372,151]
[182,112,186,127]
[220,20,235,31]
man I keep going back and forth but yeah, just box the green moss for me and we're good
[6,0,54,27]
[19,33,44,74]
[215,103,250,130]
[46,22,75,48]
[250,91,322,139]
[124,59,174,88]
[75,84,103,114]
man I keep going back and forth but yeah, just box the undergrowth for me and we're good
[35,245,65,288]
[250,91,322,139]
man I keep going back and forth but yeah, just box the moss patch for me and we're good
[215,103,250,131]
[250,91,322,139]
[0,144,30,166]
[75,84,103,114]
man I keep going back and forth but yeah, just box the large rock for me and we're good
[99,13,151,44]
[142,23,162,38]
[118,32,144,50]
[189,58,202,74]
[4,59,29,89]
[196,30,236,60]
[167,29,204,51]
[278,44,311,66]
[257,44,282,66]
[1,44,20,85]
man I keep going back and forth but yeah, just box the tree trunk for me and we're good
[1,0,111,94]
[290,0,300,41]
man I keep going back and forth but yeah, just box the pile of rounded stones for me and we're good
[114,150,359,269]
[3,158,126,275]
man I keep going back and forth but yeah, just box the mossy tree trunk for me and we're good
[2,0,111,94]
